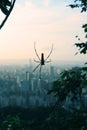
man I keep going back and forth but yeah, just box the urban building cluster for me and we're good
[0,61,86,109]
[0,64,58,108]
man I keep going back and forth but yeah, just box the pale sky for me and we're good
[0,0,87,63]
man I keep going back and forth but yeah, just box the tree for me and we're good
[47,1,87,129]
[48,67,87,129]
[48,68,87,108]
[69,0,87,54]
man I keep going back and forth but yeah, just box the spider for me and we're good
[0,0,16,29]
[33,42,53,78]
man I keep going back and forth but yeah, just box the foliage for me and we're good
[0,0,16,29]
[0,0,12,15]
[65,109,87,130]
[69,0,87,55]
[48,68,87,105]
[69,0,87,12]
[47,1,87,129]
[0,106,68,130]
[75,25,87,55]
[0,115,21,129]
[48,68,87,130]
[75,37,87,54]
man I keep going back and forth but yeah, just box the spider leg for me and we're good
[33,63,40,72]
[34,42,40,60]
[34,59,40,63]
[0,0,16,29]
[45,44,53,61]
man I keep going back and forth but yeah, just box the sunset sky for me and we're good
[0,0,87,63]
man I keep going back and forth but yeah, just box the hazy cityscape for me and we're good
[0,59,85,108]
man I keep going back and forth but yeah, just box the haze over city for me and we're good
[0,0,87,63]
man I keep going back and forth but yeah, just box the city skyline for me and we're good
[0,0,87,62]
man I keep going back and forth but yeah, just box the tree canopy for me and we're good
[48,1,87,129]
